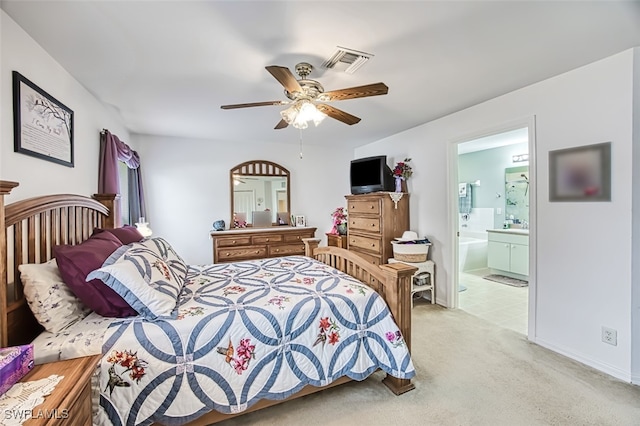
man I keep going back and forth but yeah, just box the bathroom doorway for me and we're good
[454,124,534,336]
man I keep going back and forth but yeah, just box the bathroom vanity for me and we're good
[487,229,529,278]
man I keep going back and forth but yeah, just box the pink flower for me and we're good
[319,317,331,331]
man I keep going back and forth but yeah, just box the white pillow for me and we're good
[87,237,187,320]
[19,259,91,333]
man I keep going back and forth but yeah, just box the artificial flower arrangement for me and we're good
[330,207,348,235]
[393,158,413,180]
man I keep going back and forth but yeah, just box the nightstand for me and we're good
[388,258,435,307]
[326,233,347,248]
[20,354,100,425]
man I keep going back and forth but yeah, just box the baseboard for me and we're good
[531,336,632,383]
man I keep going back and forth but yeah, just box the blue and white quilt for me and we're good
[98,255,415,425]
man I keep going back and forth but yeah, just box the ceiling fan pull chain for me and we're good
[299,129,304,159]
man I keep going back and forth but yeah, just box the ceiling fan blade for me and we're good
[266,66,303,93]
[316,104,361,125]
[321,82,389,102]
[221,100,287,109]
[274,119,289,130]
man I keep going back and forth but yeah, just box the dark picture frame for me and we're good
[12,71,74,167]
[549,142,611,202]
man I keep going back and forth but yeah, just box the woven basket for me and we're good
[392,241,431,263]
[395,252,428,262]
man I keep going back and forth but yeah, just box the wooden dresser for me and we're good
[326,233,348,249]
[211,227,317,263]
[345,192,410,265]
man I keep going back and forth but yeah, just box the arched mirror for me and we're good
[230,160,291,228]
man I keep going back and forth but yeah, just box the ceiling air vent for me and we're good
[321,47,374,74]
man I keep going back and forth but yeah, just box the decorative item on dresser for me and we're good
[211,227,317,263]
[345,192,410,265]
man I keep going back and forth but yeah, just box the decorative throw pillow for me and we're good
[54,232,137,318]
[92,225,144,245]
[87,237,188,320]
[19,259,91,333]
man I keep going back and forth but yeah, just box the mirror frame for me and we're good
[230,160,291,228]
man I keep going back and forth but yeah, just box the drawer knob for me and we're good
[371,243,375,247]
[266,238,270,241]
[275,249,280,252]
[370,205,374,209]
[225,253,230,257]
[371,223,375,227]
[296,236,300,239]
[232,240,236,244]
[255,250,260,254]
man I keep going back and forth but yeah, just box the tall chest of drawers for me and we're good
[345,192,410,265]
[211,227,317,263]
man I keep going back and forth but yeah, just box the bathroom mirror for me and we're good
[505,166,529,224]
[230,160,291,228]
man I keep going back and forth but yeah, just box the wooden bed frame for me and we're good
[0,180,417,425]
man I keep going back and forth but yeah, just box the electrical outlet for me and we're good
[602,326,617,346]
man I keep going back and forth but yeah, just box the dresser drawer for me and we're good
[269,243,305,257]
[252,235,283,244]
[350,250,382,266]
[348,234,382,254]
[216,236,252,247]
[348,199,381,215]
[349,216,381,233]
[283,233,310,242]
[217,246,267,261]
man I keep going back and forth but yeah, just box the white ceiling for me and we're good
[3,1,640,148]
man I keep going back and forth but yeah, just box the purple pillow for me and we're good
[54,232,137,318]
[92,225,144,245]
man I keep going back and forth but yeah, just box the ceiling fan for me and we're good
[220,62,389,130]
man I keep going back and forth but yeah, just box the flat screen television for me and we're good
[350,155,395,194]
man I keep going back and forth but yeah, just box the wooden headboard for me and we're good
[0,180,117,347]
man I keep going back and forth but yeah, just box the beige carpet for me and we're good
[218,304,640,425]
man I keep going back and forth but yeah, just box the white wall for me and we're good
[356,48,638,382]
[631,48,640,385]
[133,134,351,265]
[0,11,129,202]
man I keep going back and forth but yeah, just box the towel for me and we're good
[459,183,472,214]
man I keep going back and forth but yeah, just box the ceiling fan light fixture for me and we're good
[280,100,327,129]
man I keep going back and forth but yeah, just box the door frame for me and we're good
[447,115,538,339]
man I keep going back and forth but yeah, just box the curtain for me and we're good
[128,165,146,224]
[98,130,146,224]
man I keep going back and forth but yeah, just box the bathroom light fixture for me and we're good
[280,99,327,129]
[512,153,529,163]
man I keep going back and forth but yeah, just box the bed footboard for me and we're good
[303,238,417,395]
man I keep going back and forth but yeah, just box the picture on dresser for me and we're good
[294,215,306,227]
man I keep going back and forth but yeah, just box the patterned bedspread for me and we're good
[98,255,415,425]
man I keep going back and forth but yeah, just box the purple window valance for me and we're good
[98,130,140,193]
